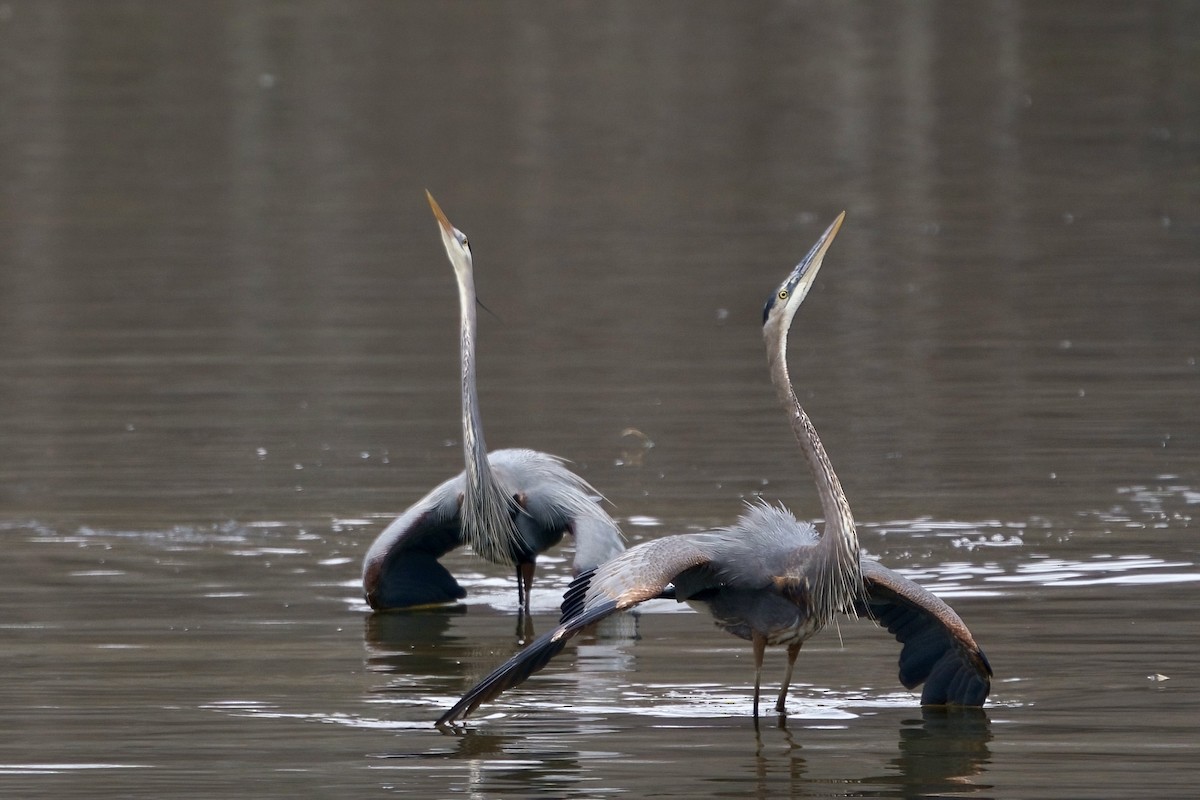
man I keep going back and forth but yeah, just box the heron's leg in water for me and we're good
[775,641,803,714]
[515,610,535,645]
[751,631,767,717]
[516,561,536,613]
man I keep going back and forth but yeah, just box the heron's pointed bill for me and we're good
[426,189,455,236]
[763,214,849,326]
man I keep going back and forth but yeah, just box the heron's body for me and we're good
[362,193,624,612]
[437,213,992,724]
[672,507,825,647]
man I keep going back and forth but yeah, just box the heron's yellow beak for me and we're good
[787,210,846,295]
[426,190,454,235]
[803,211,846,277]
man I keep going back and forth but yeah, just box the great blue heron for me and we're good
[436,212,992,724]
[361,192,625,613]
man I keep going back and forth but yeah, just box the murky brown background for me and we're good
[2,1,1198,797]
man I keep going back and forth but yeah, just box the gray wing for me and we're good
[852,559,992,706]
[495,449,625,572]
[564,534,719,616]
[362,474,467,611]
[436,535,714,725]
[362,449,623,612]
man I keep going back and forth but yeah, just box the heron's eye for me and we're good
[778,289,789,301]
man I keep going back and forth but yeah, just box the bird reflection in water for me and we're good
[891,708,993,795]
[378,724,589,798]
[383,709,991,798]
[364,606,637,713]
[363,608,470,691]
[749,708,993,798]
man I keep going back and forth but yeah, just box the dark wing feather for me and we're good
[853,559,992,706]
[362,478,467,611]
[437,534,716,724]
[435,599,620,725]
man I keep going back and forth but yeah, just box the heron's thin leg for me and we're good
[517,561,536,613]
[751,631,767,717]
[775,642,802,714]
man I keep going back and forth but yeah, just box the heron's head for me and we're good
[426,190,474,278]
[762,211,846,333]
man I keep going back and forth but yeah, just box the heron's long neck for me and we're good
[766,325,861,613]
[455,269,520,565]
[457,270,495,501]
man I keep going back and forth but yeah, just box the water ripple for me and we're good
[201,700,430,731]
[0,763,150,775]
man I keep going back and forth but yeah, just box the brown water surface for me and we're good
[2,2,1198,797]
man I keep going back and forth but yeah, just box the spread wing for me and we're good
[562,507,626,574]
[362,474,467,611]
[436,535,714,725]
[853,559,992,706]
[361,449,624,612]
[497,449,625,573]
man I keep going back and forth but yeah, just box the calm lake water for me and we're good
[2,2,1198,797]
